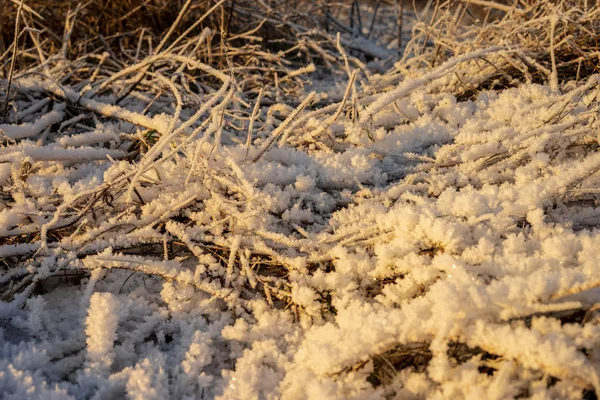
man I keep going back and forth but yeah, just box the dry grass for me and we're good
[391,0,600,97]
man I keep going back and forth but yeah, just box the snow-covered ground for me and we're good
[1,1,600,399]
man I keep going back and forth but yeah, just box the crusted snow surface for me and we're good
[2,71,600,399]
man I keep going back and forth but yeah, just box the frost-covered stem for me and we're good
[335,33,353,79]
[549,12,559,92]
[551,279,600,300]
[206,87,235,158]
[0,242,41,258]
[138,195,198,231]
[175,27,212,74]
[462,0,526,15]
[224,156,257,200]
[125,80,232,202]
[164,0,227,54]
[225,236,242,287]
[148,71,183,134]
[105,55,230,201]
[81,254,238,304]
[0,102,66,139]
[14,98,51,121]
[133,28,145,63]
[185,139,204,188]
[15,75,169,135]
[395,0,404,54]
[90,52,110,84]
[361,46,508,122]
[245,87,264,159]
[61,2,84,60]
[240,248,256,288]
[515,50,551,77]
[97,53,229,96]
[2,0,25,122]
[154,86,235,169]
[366,0,382,39]
[252,91,315,162]
[302,70,357,143]
[40,180,130,248]
[22,17,48,76]
[155,0,193,55]
[116,0,193,103]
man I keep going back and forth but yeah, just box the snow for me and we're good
[1,7,600,400]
